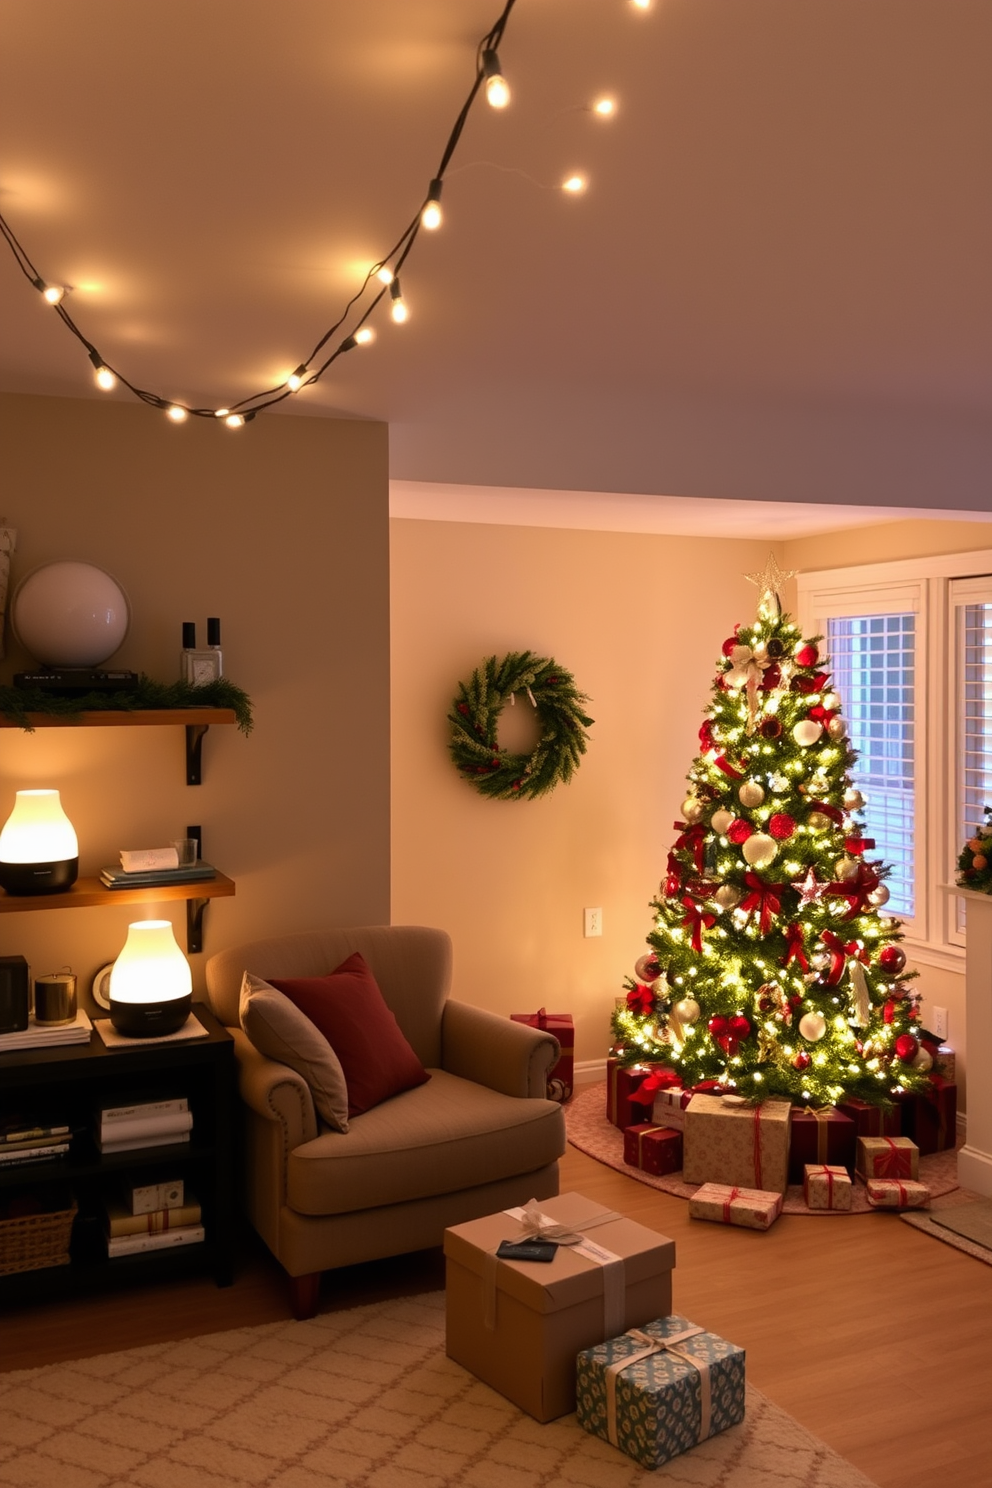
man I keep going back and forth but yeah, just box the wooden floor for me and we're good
[3,1141,992,1488]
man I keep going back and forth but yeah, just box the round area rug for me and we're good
[565,1082,961,1215]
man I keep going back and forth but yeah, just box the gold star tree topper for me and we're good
[744,553,798,620]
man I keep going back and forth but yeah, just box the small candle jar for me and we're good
[34,971,77,1026]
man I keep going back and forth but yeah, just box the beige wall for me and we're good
[0,393,390,1009]
[390,518,773,1064]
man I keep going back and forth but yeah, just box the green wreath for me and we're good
[448,651,593,800]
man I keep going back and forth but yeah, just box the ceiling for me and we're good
[1,0,990,520]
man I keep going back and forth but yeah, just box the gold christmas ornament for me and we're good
[807,811,832,831]
[834,856,859,882]
[827,716,848,741]
[674,997,701,1024]
[738,780,765,809]
[793,720,823,747]
[821,692,841,711]
[844,787,864,810]
[681,795,705,823]
[742,832,778,868]
[868,883,890,907]
[798,1010,827,1042]
[711,808,735,835]
[713,883,742,910]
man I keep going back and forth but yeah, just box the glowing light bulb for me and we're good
[593,97,616,117]
[94,366,116,391]
[375,266,394,285]
[287,366,306,391]
[225,413,245,429]
[166,405,188,423]
[483,50,510,109]
[422,178,443,230]
[562,174,588,194]
[354,326,375,345]
[214,408,230,418]
[43,284,65,304]
[631,0,652,10]
[389,279,408,323]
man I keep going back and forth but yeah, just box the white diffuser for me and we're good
[109,919,192,1037]
[0,789,78,895]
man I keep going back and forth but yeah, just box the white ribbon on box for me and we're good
[483,1200,626,1336]
[605,1325,711,1449]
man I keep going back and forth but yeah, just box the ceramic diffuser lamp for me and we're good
[109,919,192,1036]
[0,789,79,894]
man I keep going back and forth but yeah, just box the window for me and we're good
[798,551,992,967]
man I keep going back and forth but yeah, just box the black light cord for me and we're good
[0,0,519,424]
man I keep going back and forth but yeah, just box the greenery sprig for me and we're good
[0,677,253,734]
[957,805,992,894]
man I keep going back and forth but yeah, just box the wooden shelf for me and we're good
[0,872,235,913]
[0,708,237,729]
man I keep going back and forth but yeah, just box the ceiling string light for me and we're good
[0,0,648,428]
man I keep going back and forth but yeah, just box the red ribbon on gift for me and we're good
[782,922,809,971]
[819,930,869,986]
[875,1136,912,1179]
[828,862,881,920]
[741,871,785,936]
[722,1186,741,1224]
[673,822,707,873]
[752,1106,764,1189]
[681,896,716,953]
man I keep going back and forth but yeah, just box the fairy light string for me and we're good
[0,0,648,426]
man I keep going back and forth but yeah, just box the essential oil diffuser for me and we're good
[109,919,192,1036]
[0,789,79,895]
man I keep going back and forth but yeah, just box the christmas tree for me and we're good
[613,555,931,1110]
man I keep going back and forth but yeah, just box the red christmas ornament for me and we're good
[728,1014,751,1039]
[878,944,906,975]
[792,1051,811,1071]
[759,716,782,740]
[707,1015,729,1037]
[699,719,716,751]
[759,663,782,692]
[721,634,739,658]
[883,999,896,1024]
[768,813,795,840]
[727,819,753,844]
[894,1033,919,1062]
[796,643,819,667]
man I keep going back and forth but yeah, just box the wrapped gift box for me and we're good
[681,1079,726,1109]
[576,1312,746,1468]
[444,1191,676,1422]
[683,1094,792,1195]
[856,1135,919,1182]
[803,1164,853,1212]
[511,1009,574,1102]
[606,1058,655,1129]
[836,1097,900,1139]
[898,1076,957,1155]
[623,1124,683,1177]
[688,1183,782,1230]
[787,1107,857,1183]
[651,1087,687,1131]
[866,1178,930,1210]
[934,1045,956,1082]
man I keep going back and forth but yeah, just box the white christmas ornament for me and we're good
[844,788,864,810]
[798,1011,827,1042]
[713,884,742,910]
[834,856,859,882]
[681,795,705,823]
[742,833,778,868]
[674,997,701,1025]
[821,692,841,711]
[827,716,848,741]
[711,808,734,835]
[868,883,890,907]
[738,781,765,809]
[912,1046,934,1072]
[793,720,823,747]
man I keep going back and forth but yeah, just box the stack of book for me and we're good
[105,1176,204,1257]
[0,1115,72,1168]
[0,1009,92,1052]
[99,862,217,889]
[96,1096,193,1154]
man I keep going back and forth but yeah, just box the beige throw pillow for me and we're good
[239,971,349,1132]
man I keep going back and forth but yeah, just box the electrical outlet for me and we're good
[583,907,603,938]
[932,1006,949,1041]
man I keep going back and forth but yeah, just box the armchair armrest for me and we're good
[230,1027,319,1149]
[441,1000,559,1098]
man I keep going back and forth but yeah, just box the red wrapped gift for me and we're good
[856,1135,919,1182]
[511,1009,573,1102]
[622,1123,683,1177]
[787,1107,857,1183]
[836,1097,900,1139]
[606,1057,656,1129]
[898,1076,957,1155]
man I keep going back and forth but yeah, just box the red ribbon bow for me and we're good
[782,922,809,971]
[828,861,881,920]
[638,1067,682,1099]
[740,871,785,936]
[819,931,869,986]
[875,1137,912,1180]
[673,822,707,874]
[626,984,656,1015]
[681,896,716,953]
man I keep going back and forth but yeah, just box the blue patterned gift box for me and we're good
[576,1313,745,1469]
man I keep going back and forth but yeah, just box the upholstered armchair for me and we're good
[205,925,566,1317]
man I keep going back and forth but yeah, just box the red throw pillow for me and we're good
[269,952,430,1117]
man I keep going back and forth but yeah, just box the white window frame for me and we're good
[798,548,992,973]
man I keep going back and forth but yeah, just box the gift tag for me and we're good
[496,1238,559,1263]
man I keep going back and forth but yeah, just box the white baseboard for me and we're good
[575,1057,607,1086]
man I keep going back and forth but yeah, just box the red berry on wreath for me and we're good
[768,813,795,840]
[894,1033,918,1062]
[878,944,906,974]
[727,819,753,844]
[796,643,819,667]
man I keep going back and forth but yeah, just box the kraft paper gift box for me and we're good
[606,1058,655,1129]
[651,1087,687,1131]
[623,1123,683,1177]
[856,1134,919,1182]
[688,1183,783,1231]
[576,1312,746,1469]
[803,1163,853,1212]
[683,1094,792,1195]
[866,1178,930,1210]
[836,1096,901,1139]
[510,1009,573,1102]
[934,1044,956,1082]
[897,1076,957,1155]
[787,1107,857,1183]
[444,1191,676,1422]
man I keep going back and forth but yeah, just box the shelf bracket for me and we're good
[187,896,210,954]
[185,723,210,785]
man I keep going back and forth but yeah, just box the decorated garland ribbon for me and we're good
[447,651,593,800]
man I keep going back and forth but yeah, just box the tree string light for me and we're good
[0,0,647,427]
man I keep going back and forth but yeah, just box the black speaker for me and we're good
[0,955,30,1034]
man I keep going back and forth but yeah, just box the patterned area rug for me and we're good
[0,1290,879,1488]
[565,1082,961,1215]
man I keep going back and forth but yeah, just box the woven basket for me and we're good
[0,1194,78,1274]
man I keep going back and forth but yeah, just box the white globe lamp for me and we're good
[12,561,130,668]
